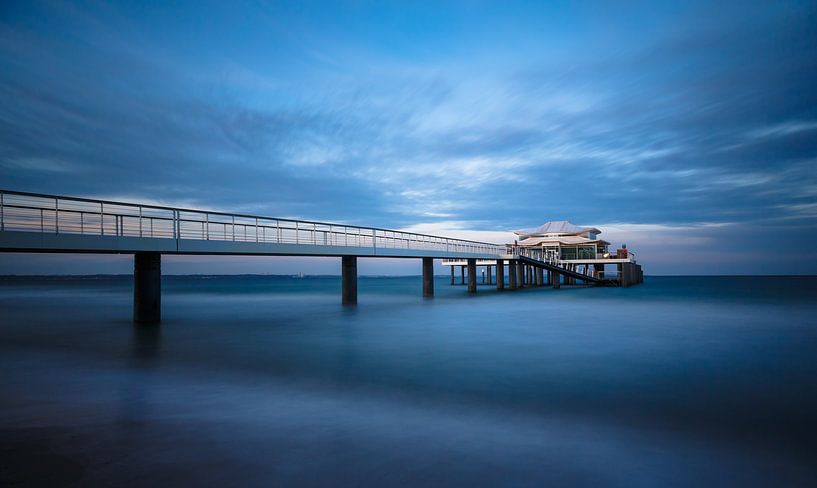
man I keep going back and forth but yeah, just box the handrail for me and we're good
[0,189,506,256]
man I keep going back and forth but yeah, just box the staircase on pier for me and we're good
[510,247,620,286]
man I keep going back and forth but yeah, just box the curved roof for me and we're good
[518,235,609,247]
[514,220,601,237]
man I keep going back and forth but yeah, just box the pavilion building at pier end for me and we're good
[442,220,643,288]
[514,220,610,261]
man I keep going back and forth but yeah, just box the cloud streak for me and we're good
[0,0,815,274]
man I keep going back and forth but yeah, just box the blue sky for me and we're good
[1,0,816,275]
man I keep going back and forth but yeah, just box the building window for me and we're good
[579,246,595,259]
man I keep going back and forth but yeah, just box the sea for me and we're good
[1,275,816,487]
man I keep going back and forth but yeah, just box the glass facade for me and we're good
[560,247,577,259]
[560,246,598,260]
[579,246,596,259]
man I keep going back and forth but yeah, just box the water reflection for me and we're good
[116,324,162,429]
[131,323,162,366]
[0,276,815,486]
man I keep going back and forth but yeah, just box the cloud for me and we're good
[1,0,816,274]
[1,157,79,173]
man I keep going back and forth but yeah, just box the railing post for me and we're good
[205,213,209,240]
[0,192,4,231]
[139,206,143,237]
[55,198,59,234]
[255,218,258,242]
[100,203,104,236]
[81,213,84,234]
[232,216,235,241]
[40,208,44,232]
[295,221,299,244]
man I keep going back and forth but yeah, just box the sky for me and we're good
[1,0,816,275]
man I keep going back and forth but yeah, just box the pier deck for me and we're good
[0,189,642,323]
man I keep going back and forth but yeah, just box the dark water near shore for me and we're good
[1,275,816,487]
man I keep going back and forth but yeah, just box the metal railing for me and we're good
[0,190,506,256]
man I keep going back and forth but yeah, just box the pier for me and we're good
[0,190,642,323]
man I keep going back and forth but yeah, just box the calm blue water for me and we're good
[1,275,816,487]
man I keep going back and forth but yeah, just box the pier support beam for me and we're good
[422,257,434,297]
[552,270,561,289]
[535,267,543,286]
[450,265,455,285]
[619,262,641,287]
[467,259,477,294]
[516,261,525,288]
[134,252,161,324]
[509,260,518,289]
[496,260,505,290]
[486,265,492,285]
[342,256,357,305]
[461,265,465,285]
[594,263,604,279]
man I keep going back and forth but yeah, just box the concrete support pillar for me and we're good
[450,265,455,285]
[342,256,358,304]
[509,260,518,289]
[461,265,465,285]
[422,257,434,297]
[496,260,505,290]
[535,267,543,286]
[134,252,161,324]
[594,263,604,279]
[552,270,561,289]
[516,261,525,288]
[621,263,635,287]
[486,265,492,285]
[467,259,477,294]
